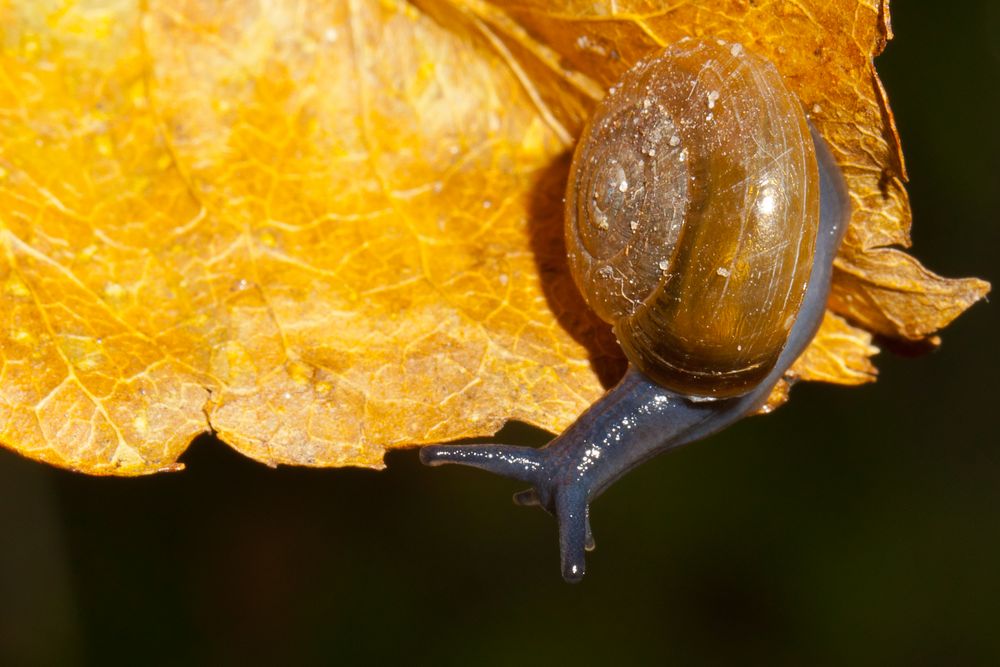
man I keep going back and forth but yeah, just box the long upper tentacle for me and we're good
[419,444,545,485]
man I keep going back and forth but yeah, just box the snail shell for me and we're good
[565,38,820,398]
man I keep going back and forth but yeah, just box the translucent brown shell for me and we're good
[565,38,820,398]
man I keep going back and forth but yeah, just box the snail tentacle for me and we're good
[511,487,540,506]
[556,486,590,582]
[419,443,544,484]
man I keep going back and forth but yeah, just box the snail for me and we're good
[421,37,850,581]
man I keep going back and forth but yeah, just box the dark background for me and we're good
[2,1,997,664]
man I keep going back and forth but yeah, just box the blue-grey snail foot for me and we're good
[419,443,595,582]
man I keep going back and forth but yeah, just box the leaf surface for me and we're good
[0,0,988,473]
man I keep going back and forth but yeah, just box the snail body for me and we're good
[422,38,849,581]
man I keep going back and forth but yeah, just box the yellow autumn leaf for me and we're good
[0,0,988,474]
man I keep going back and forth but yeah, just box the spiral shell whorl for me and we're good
[565,38,819,398]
